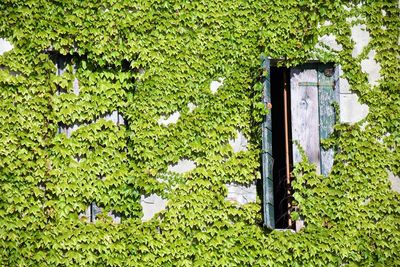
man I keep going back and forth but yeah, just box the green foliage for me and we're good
[0,0,399,266]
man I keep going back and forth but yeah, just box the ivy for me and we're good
[0,0,399,266]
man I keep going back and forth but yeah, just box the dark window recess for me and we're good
[270,67,292,229]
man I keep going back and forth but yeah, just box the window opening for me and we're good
[52,53,120,223]
[270,66,292,229]
[262,60,338,230]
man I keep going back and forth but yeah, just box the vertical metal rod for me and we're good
[90,202,94,222]
[283,70,291,227]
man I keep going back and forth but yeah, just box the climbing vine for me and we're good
[0,0,399,266]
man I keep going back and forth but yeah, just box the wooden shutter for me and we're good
[291,65,321,172]
[261,57,275,229]
[290,64,338,175]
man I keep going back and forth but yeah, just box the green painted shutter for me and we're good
[261,57,275,229]
[317,65,338,176]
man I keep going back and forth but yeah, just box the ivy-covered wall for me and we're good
[0,0,399,266]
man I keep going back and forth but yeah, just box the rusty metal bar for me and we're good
[283,70,292,228]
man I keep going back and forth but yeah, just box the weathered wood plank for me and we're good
[290,67,321,174]
[261,57,275,229]
[318,65,336,176]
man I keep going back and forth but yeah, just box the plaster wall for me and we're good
[0,38,12,55]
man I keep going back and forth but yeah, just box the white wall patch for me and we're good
[104,111,119,123]
[322,20,332,26]
[229,130,248,153]
[351,24,370,58]
[317,34,343,51]
[226,183,257,205]
[140,194,168,222]
[59,124,80,138]
[388,171,400,194]
[158,111,180,126]
[340,94,369,124]
[0,38,13,55]
[361,50,382,87]
[168,159,196,174]
[210,78,224,94]
[187,102,196,113]
[338,67,351,94]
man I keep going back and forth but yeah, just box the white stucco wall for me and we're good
[158,111,181,125]
[0,38,13,55]
[388,171,400,194]
[351,24,370,58]
[226,131,257,204]
[187,102,196,112]
[168,159,196,174]
[140,194,168,222]
[339,93,369,124]
[361,50,381,87]
[210,78,224,94]
[229,130,248,153]
[226,182,257,205]
[317,34,343,52]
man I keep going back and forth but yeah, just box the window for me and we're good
[261,58,339,230]
[51,53,125,223]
